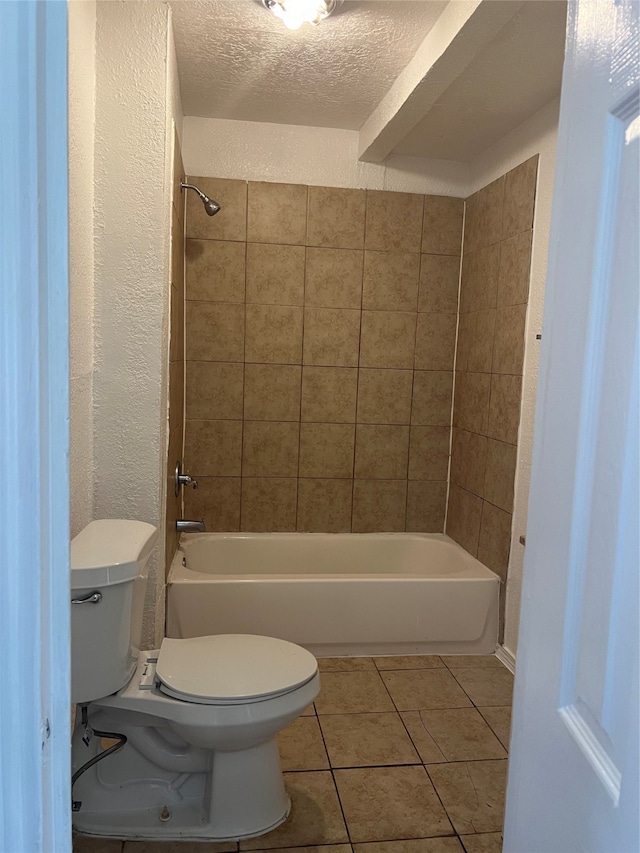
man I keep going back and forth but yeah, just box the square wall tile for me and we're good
[242,421,300,477]
[299,423,355,478]
[360,311,417,369]
[171,207,185,294]
[334,766,452,843]
[245,304,303,364]
[301,366,357,423]
[422,195,464,255]
[478,501,512,581]
[492,303,526,375]
[414,314,456,371]
[172,129,185,218]
[502,156,538,239]
[487,374,522,445]
[247,181,308,245]
[303,307,361,367]
[362,251,420,312]
[357,368,413,424]
[305,247,364,309]
[240,478,297,532]
[406,481,447,533]
[244,363,301,421]
[185,239,245,303]
[352,480,407,532]
[408,426,451,481]
[475,177,504,249]
[365,190,424,253]
[185,177,247,242]
[453,372,491,434]
[170,283,184,364]
[450,428,487,497]
[297,478,353,532]
[186,361,243,420]
[463,191,480,255]
[418,255,460,314]
[355,425,410,479]
[307,185,366,249]
[446,484,482,557]
[186,301,245,362]
[184,477,241,532]
[411,371,453,427]
[169,360,184,431]
[463,310,496,374]
[246,243,305,306]
[497,230,532,306]
[184,419,242,476]
[459,244,500,313]
[483,438,517,512]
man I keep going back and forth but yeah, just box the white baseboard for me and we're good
[496,644,516,673]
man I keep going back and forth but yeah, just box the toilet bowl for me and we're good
[71,520,320,841]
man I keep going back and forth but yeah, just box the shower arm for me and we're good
[180,182,206,201]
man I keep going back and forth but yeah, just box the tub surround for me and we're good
[446,156,538,637]
[183,179,464,533]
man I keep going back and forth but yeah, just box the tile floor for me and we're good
[74,654,513,853]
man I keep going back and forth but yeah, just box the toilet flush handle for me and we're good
[71,591,102,605]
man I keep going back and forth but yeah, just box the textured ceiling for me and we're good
[392,1,567,160]
[170,0,448,129]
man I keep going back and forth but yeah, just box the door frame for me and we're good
[0,1,71,850]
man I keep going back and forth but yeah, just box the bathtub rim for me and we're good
[168,531,500,584]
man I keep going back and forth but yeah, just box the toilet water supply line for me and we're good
[71,705,127,813]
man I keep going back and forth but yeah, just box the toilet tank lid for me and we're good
[71,520,157,589]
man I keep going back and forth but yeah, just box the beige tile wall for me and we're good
[165,133,185,570]
[183,179,464,533]
[446,156,538,632]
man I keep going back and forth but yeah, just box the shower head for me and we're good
[180,182,221,217]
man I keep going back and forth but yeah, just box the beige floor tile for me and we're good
[319,712,420,767]
[301,703,316,716]
[318,657,376,671]
[239,771,348,850]
[314,671,395,715]
[427,760,508,835]
[374,656,444,670]
[334,766,453,842]
[450,669,514,707]
[478,707,512,751]
[250,847,351,853]
[380,669,472,711]
[278,716,329,771]
[75,840,123,853]
[123,844,236,853]
[418,709,507,762]
[354,839,464,853]
[399,712,447,764]
[459,833,503,853]
[440,656,503,669]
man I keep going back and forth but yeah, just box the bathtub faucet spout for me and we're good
[176,519,206,533]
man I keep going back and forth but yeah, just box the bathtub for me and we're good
[166,533,499,656]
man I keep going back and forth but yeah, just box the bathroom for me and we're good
[3,0,631,850]
[66,0,560,848]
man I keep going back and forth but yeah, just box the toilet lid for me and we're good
[156,634,318,704]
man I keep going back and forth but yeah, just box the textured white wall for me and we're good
[183,116,470,195]
[468,97,560,658]
[68,0,96,538]
[93,0,173,647]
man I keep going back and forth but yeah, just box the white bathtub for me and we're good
[166,533,499,656]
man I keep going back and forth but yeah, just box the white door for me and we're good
[504,1,639,851]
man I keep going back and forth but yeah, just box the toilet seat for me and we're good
[155,634,318,705]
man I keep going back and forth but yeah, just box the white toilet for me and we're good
[70,520,320,842]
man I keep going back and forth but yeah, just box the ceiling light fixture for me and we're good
[262,0,341,31]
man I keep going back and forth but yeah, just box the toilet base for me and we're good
[72,726,292,841]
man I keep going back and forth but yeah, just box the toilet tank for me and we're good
[70,520,157,704]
